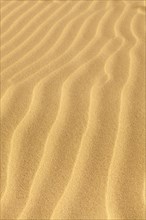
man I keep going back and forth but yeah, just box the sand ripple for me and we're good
[0,0,145,219]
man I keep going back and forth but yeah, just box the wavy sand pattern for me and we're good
[0,0,145,219]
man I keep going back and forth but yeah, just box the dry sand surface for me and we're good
[0,0,145,219]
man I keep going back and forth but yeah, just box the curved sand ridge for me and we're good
[0,0,145,219]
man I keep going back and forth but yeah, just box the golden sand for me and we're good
[0,0,145,219]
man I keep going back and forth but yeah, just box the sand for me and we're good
[0,0,145,219]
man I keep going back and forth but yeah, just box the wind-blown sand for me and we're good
[0,0,145,219]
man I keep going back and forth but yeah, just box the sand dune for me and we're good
[0,0,145,219]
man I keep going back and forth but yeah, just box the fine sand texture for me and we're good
[0,0,145,219]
